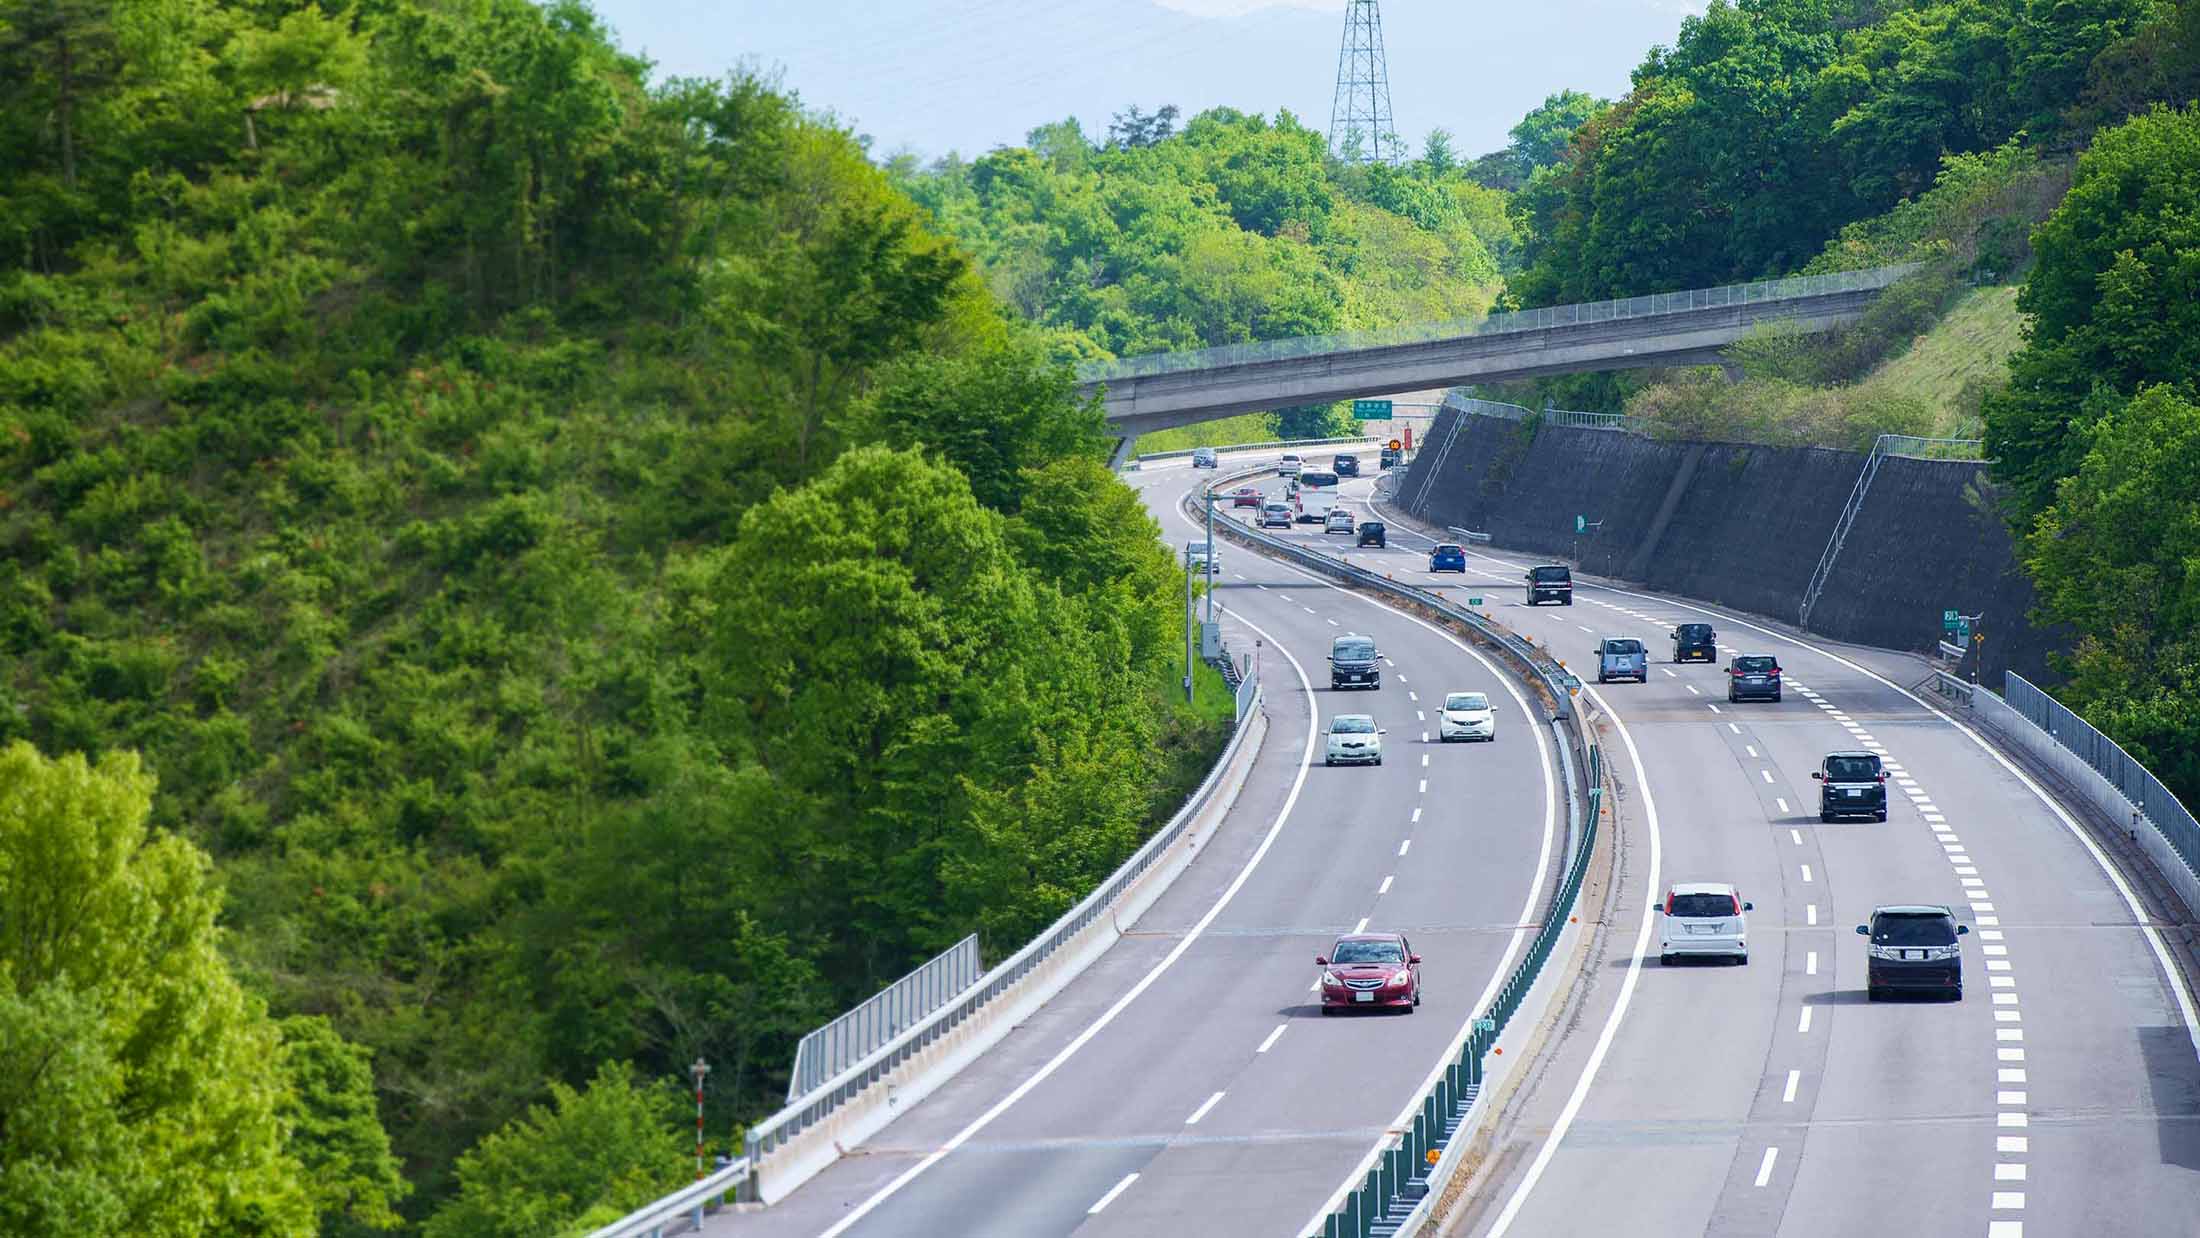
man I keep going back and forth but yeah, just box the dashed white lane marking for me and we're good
[1354,916,1369,934]
[1707,704,1723,714]
[1685,684,1702,696]
[2000,1113,2028,1127]
[1782,1070,1800,1103]
[1399,839,1411,856]
[1418,711,1426,722]
[1999,1136,2028,1152]
[1788,826,1800,842]
[1278,594,1293,602]
[1806,951,1818,975]
[1422,753,1430,767]
[1661,668,1677,678]
[1185,1091,1226,1125]
[1089,1173,1139,1214]
[1378,875,1394,895]
[1421,731,1429,743]
[1578,625,1595,633]
[1303,606,1316,614]
[1807,904,1818,925]
[1746,745,1759,758]
[1754,1147,1779,1186]
[1800,865,1813,884]
[1418,779,1428,794]
[1397,674,1408,684]
[1383,657,1395,666]
[1798,1007,1813,1033]
[1988,1222,2024,1238]
[1728,723,1741,734]
[1409,691,1419,702]
[1411,807,1422,823]
[1992,1192,2025,1210]
[1780,801,1792,817]
[1760,769,1774,784]
[1258,1025,1286,1053]
[1327,618,1339,626]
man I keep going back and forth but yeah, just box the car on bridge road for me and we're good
[1322,713,1385,765]
[1814,751,1888,822]
[1231,487,1263,508]
[1278,453,1303,478]
[1860,905,1967,1000]
[1429,544,1466,572]
[1656,883,1753,965]
[1726,653,1783,702]
[1594,637,1648,683]
[1261,503,1293,528]
[1192,447,1218,469]
[1357,520,1387,548]
[1317,933,1420,1014]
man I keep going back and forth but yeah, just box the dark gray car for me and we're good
[1726,653,1782,701]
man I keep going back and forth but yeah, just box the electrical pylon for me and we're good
[1328,0,1398,163]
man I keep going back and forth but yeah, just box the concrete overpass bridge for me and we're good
[1078,265,1915,442]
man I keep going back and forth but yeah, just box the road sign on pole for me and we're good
[1575,515,1587,533]
[1352,399,1394,419]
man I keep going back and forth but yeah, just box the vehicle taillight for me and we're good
[1728,667,1739,675]
[1877,773,1888,782]
[1770,667,1782,677]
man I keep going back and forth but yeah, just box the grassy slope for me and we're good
[1856,284,2024,436]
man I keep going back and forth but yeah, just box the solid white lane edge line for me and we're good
[818,611,1322,1238]
[1754,1146,1779,1187]
[1258,1025,1286,1054]
[1483,679,1660,1238]
[1089,1172,1139,1214]
[1185,1091,1225,1125]
[1782,1070,1799,1103]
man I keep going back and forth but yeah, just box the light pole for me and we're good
[691,1057,710,1180]
[1182,543,1195,704]
[1204,486,1218,626]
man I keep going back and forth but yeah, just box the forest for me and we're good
[2,0,2196,1233]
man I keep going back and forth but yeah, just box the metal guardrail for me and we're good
[1084,264,1918,381]
[1131,434,1380,465]
[2006,673,2200,879]
[1880,434,1988,461]
[588,633,1268,1238]
[785,936,981,1103]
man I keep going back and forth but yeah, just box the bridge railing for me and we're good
[1082,263,1918,383]
[783,936,981,1103]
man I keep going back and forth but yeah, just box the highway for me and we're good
[1305,459,2200,1238]
[724,453,1567,1237]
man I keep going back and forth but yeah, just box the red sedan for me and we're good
[1231,487,1264,509]
[1317,933,1421,1014]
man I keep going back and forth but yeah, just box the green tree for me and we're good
[857,340,1107,513]
[276,1015,409,1235]
[1507,88,1606,172]
[420,1062,687,1238]
[0,742,312,1237]
[1984,104,2200,518]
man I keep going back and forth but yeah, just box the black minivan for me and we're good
[1814,751,1889,822]
[1330,633,1381,690]
[1671,622,1716,663]
[1526,564,1573,606]
[1859,904,1968,1000]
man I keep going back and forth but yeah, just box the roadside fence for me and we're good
[784,936,981,1103]
[2003,673,2200,881]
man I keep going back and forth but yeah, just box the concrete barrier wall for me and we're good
[1401,406,2061,682]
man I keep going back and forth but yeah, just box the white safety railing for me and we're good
[784,936,981,1102]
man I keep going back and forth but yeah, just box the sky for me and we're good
[587,1,1709,163]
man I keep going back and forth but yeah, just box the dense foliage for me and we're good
[0,0,1231,1229]
[1985,104,2200,808]
[1510,0,2157,308]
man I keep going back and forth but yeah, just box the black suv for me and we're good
[1726,654,1782,701]
[1813,751,1888,821]
[1333,454,1361,477]
[1858,905,1967,1000]
[1357,520,1387,547]
[1525,564,1573,606]
[1379,446,1402,469]
[1330,633,1381,690]
[1671,622,1716,663]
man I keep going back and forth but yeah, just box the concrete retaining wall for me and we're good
[1401,407,2062,682]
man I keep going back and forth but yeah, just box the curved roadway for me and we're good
[1321,465,2200,1238]
[727,452,1564,1237]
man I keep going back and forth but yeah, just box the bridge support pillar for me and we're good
[1109,433,1139,472]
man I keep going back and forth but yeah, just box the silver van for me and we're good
[1595,637,1648,683]
[1656,882,1752,965]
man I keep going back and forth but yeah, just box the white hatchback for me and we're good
[1655,882,1753,965]
[1324,714,1384,766]
[1438,691,1496,742]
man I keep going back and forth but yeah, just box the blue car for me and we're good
[1595,637,1649,683]
[1429,543,1466,572]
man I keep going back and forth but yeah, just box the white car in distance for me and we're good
[1324,714,1384,766]
[1185,541,1219,576]
[1438,691,1496,742]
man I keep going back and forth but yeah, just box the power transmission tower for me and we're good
[1329,0,1398,163]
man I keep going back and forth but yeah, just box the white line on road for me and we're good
[1788,825,1800,842]
[1258,1025,1286,1053]
[1304,606,1316,614]
[1089,1173,1139,1214]
[1807,904,1818,925]
[1799,1007,1813,1033]
[1422,754,1430,767]
[1419,779,1428,794]
[1806,951,1818,975]
[1780,801,1792,817]
[1327,618,1339,626]
[1399,839,1411,856]
[1801,865,1813,883]
[1747,745,1759,758]
[1378,875,1394,895]
[1418,711,1426,721]
[1761,769,1774,784]
[1662,668,1677,678]
[1185,1091,1226,1125]
[1578,625,1595,632]
[1754,1146,1779,1186]
[1354,916,1369,934]
[1409,690,1419,702]
[1782,1070,1799,1103]
[1686,684,1701,696]
[1411,807,1422,823]
[1728,723,1741,734]
[1707,703,1723,713]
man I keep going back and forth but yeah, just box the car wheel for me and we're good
[1660,953,1675,966]
[1321,1005,1334,1017]
[1324,757,1335,767]
[1563,598,1573,606]
[1820,811,1835,823]
[1727,691,1737,702]
[1952,985,1964,1001]
[1773,691,1782,701]
[1868,986,1883,1002]
[1374,756,1383,766]
[1874,810,1888,822]
[1735,953,1748,966]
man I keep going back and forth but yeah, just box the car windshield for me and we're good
[1533,566,1570,581]
[1331,716,1376,734]
[1669,893,1736,918]
[1445,693,1489,711]
[1872,913,1956,946]
[1266,504,1288,512]
[1332,939,1403,964]
[1604,639,1644,655]
[1737,655,1778,672]
[1333,639,1376,662]
[1434,544,1462,556]
[1826,755,1880,781]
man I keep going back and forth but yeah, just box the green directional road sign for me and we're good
[1942,609,1961,633]
[1351,399,1393,419]
[1575,514,1587,533]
